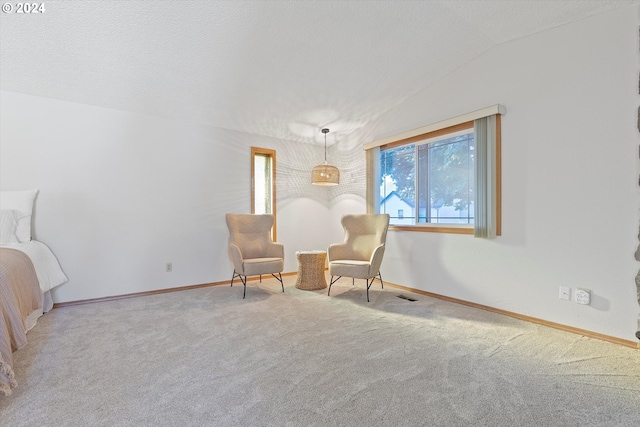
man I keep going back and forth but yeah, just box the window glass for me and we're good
[380,145,415,225]
[379,129,474,226]
[423,132,474,224]
[251,147,276,239]
[254,153,272,214]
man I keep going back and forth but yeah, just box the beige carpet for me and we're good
[1,275,639,426]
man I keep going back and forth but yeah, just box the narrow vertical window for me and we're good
[251,147,276,238]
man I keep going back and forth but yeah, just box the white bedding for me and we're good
[0,240,68,293]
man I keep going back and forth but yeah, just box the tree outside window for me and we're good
[380,130,474,226]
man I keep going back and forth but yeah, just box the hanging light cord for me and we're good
[322,128,329,162]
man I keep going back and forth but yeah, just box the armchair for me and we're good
[226,213,285,298]
[327,213,390,302]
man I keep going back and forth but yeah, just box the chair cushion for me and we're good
[243,257,284,276]
[329,260,371,279]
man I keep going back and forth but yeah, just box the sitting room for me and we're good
[1,1,639,425]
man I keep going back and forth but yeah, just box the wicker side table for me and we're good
[295,250,328,290]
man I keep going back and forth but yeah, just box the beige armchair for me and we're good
[327,213,390,302]
[226,213,285,298]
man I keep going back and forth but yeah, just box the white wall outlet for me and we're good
[575,288,591,305]
[559,286,571,301]
[166,262,173,272]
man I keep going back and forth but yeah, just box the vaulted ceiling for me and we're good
[1,0,636,145]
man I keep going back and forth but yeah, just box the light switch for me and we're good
[559,286,571,301]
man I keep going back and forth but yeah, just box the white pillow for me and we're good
[0,189,39,242]
[0,209,20,244]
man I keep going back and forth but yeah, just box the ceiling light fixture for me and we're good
[311,128,340,186]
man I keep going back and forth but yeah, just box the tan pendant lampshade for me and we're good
[311,162,340,186]
[312,128,340,186]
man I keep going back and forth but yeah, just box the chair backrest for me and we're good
[226,213,275,259]
[340,214,390,261]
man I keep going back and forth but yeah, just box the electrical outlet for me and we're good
[575,288,591,305]
[559,286,571,301]
[166,262,173,272]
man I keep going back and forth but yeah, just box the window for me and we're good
[380,123,475,227]
[251,147,276,238]
[366,105,503,237]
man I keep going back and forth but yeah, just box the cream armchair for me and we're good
[226,213,285,299]
[327,213,390,302]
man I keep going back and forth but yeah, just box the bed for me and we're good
[0,190,68,396]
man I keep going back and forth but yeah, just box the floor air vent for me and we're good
[396,294,417,302]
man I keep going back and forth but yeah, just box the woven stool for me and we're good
[295,250,328,290]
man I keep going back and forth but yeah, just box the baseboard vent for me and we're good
[397,294,417,302]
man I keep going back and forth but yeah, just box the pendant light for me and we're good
[311,128,340,186]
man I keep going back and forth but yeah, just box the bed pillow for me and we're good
[0,209,20,244]
[0,189,39,242]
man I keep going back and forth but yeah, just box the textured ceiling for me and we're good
[1,0,636,145]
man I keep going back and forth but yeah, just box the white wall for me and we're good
[332,5,640,342]
[0,91,336,302]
